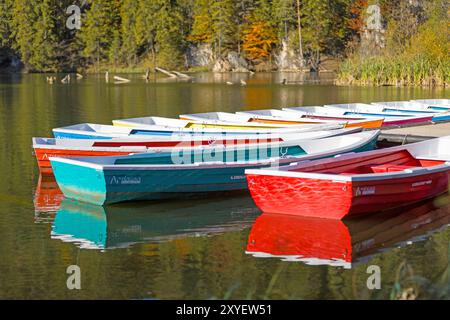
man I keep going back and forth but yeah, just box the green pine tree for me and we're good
[119,0,139,65]
[30,0,60,71]
[10,0,59,71]
[154,0,185,69]
[78,0,121,70]
[210,0,238,56]
[134,0,158,66]
[0,0,14,47]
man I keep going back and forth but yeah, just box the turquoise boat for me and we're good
[51,196,260,249]
[50,131,380,205]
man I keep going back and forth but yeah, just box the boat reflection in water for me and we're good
[33,174,64,215]
[246,195,450,268]
[51,195,260,249]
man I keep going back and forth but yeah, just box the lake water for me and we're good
[0,72,449,299]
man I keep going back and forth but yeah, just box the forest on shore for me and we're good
[0,0,448,86]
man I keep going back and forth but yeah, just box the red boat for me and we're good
[246,135,450,219]
[246,197,450,268]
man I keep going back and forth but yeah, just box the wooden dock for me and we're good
[378,121,450,146]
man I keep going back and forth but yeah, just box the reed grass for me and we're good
[337,55,449,87]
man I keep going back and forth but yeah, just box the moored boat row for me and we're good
[32,98,450,220]
[49,131,380,205]
[34,127,360,174]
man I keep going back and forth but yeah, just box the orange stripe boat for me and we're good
[236,109,384,129]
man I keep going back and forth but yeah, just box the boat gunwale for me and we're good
[324,104,437,120]
[236,109,382,125]
[111,120,344,134]
[283,106,423,123]
[245,162,450,182]
[33,128,361,152]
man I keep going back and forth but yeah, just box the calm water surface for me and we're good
[0,73,449,299]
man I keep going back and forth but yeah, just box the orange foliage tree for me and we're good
[242,21,277,61]
[348,0,368,35]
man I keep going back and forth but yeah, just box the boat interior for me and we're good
[291,150,446,175]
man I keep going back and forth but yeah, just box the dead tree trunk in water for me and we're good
[155,67,177,78]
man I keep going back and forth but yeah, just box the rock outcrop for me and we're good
[212,58,232,72]
[275,40,304,71]
[186,44,214,68]
[212,51,250,72]
[226,51,249,72]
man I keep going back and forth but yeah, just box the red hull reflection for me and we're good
[247,196,450,268]
[33,174,64,213]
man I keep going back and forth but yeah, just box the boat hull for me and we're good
[238,110,384,129]
[246,171,449,219]
[51,161,259,205]
[250,117,384,129]
[34,148,131,174]
[432,114,450,122]
[342,112,434,127]
[381,107,450,122]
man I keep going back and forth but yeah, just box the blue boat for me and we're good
[50,131,380,205]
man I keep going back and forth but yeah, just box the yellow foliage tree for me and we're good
[242,21,277,61]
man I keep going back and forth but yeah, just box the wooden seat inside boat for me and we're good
[337,164,418,175]
[292,150,446,176]
[369,164,417,173]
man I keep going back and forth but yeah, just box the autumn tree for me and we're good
[348,0,368,35]
[189,0,214,43]
[189,0,243,57]
[242,21,277,61]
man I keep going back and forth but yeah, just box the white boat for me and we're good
[180,111,335,128]
[324,103,434,126]
[236,109,346,124]
[283,105,407,127]
[117,113,302,129]
[372,101,450,122]
[236,109,384,129]
[372,100,449,112]
[114,113,346,132]
[413,99,450,108]
[53,121,346,140]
